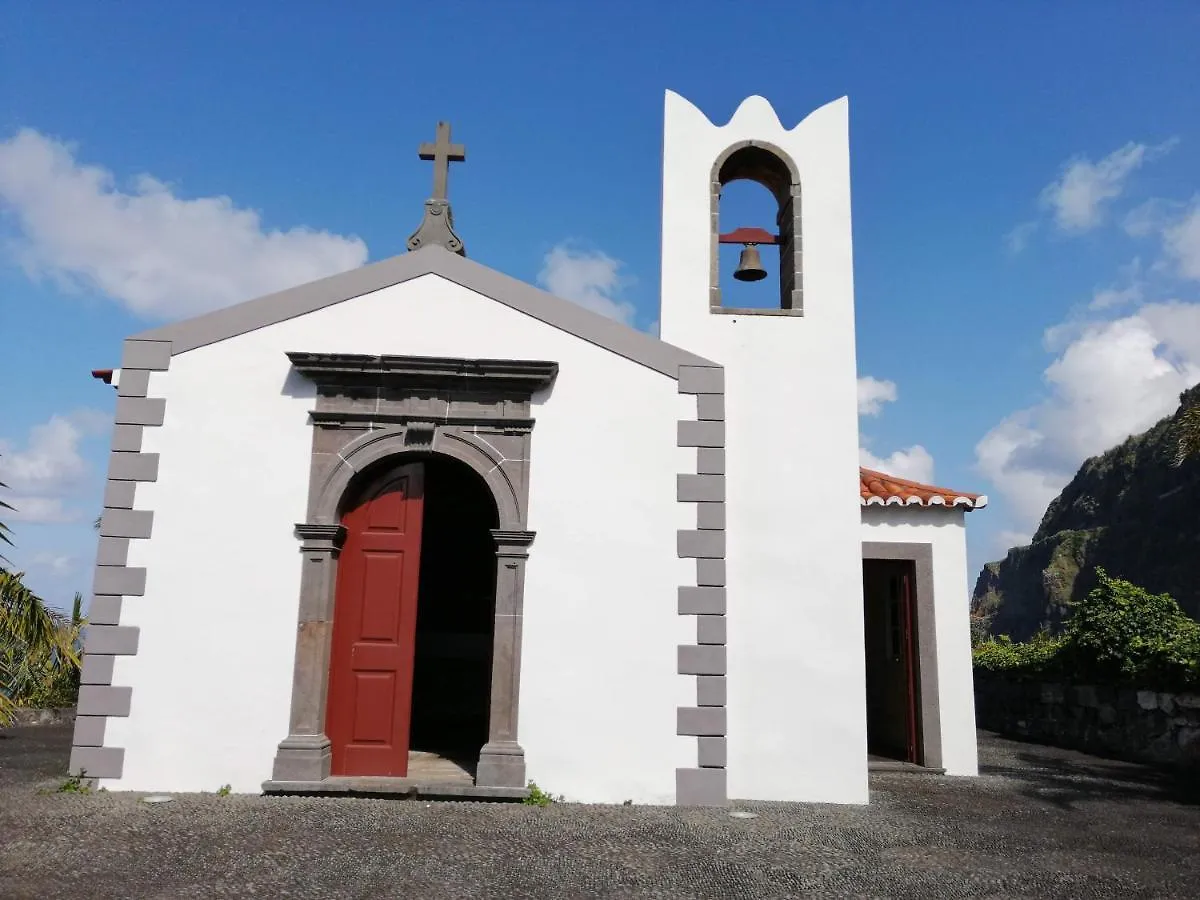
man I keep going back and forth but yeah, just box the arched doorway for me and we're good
[325,454,498,778]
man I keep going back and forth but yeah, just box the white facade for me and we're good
[861,506,980,776]
[107,274,691,802]
[660,93,867,802]
[76,91,984,805]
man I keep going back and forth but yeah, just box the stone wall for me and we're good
[974,674,1200,770]
[6,707,76,727]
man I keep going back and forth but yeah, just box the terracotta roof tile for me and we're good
[859,467,986,510]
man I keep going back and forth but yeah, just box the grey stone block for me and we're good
[676,767,727,806]
[678,586,726,615]
[696,676,726,707]
[677,421,725,448]
[83,625,140,656]
[120,339,172,370]
[677,530,724,559]
[677,474,724,502]
[696,559,726,586]
[69,746,125,779]
[87,596,123,626]
[696,615,726,645]
[697,736,726,768]
[92,566,146,597]
[77,685,132,717]
[678,644,726,675]
[677,706,726,736]
[677,366,724,394]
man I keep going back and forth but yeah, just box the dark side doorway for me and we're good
[862,558,922,765]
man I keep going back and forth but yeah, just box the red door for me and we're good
[326,463,425,777]
[899,570,921,765]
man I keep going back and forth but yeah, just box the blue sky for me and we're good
[3,2,1199,608]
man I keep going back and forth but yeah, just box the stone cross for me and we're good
[418,122,466,201]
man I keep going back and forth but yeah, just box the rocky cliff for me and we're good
[972,384,1200,640]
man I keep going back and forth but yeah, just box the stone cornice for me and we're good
[308,410,536,432]
[287,352,558,395]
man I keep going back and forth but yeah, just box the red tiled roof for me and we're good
[860,467,986,510]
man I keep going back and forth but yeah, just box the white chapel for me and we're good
[74,92,985,806]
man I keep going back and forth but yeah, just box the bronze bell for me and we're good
[733,243,768,282]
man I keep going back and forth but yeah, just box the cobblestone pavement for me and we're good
[1,725,1198,898]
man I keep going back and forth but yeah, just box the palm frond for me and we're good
[0,465,14,566]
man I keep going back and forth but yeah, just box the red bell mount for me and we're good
[718,227,778,245]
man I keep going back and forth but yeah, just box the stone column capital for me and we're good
[491,529,535,557]
[294,523,347,554]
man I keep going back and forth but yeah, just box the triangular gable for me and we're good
[131,245,713,377]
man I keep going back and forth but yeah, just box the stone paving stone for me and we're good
[1,725,1197,898]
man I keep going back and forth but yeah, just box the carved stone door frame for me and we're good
[268,353,557,792]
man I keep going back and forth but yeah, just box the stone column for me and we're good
[270,523,346,782]
[475,529,535,789]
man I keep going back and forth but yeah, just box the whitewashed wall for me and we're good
[659,93,868,802]
[107,273,695,803]
[860,506,980,776]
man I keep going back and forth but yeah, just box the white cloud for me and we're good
[1005,221,1038,254]
[537,242,636,326]
[28,551,77,575]
[1088,258,1144,311]
[1038,140,1175,233]
[1163,198,1200,280]
[859,445,935,484]
[0,128,368,318]
[995,530,1034,554]
[857,376,898,416]
[976,303,1200,532]
[0,410,108,524]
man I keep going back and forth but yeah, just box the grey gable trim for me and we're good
[131,245,715,377]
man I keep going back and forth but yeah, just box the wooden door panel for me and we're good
[326,463,425,777]
[358,553,406,639]
[351,673,396,740]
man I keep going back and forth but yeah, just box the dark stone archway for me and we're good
[267,353,554,793]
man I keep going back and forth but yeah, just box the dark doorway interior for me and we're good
[408,456,499,761]
[862,559,922,764]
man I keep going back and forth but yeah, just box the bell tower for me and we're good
[660,93,867,804]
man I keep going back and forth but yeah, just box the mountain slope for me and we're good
[972,383,1200,640]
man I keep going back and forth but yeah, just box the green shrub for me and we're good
[1059,568,1200,690]
[523,781,562,806]
[973,568,1200,691]
[973,632,1064,677]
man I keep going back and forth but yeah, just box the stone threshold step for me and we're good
[867,760,946,774]
[262,777,528,801]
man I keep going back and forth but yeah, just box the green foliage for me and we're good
[974,568,1200,691]
[1,574,84,725]
[0,456,13,566]
[523,781,562,806]
[217,784,232,797]
[1059,568,1200,689]
[972,631,1064,677]
[1175,398,1200,466]
[57,771,91,794]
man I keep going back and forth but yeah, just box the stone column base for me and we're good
[272,734,332,782]
[476,740,526,789]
